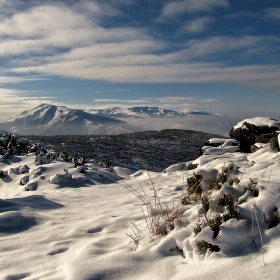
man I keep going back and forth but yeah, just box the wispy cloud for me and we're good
[0,74,52,84]
[92,96,225,113]
[160,0,230,18]
[180,16,214,33]
[223,11,258,19]
[0,1,279,94]
[184,35,278,57]
[264,7,280,20]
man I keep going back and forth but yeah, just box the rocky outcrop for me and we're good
[229,122,279,153]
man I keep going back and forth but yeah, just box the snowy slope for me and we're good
[0,104,129,135]
[89,106,214,118]
[0,118,280,279]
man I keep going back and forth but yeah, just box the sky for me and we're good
[0,0,279,123]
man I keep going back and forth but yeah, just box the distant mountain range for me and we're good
[0,104,215,135]
[89,106,214,118]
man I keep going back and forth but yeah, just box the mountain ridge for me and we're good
[0,104,127,135]
[0,103,216,135]
[89,106,215,118]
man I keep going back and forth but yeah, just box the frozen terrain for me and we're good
[0,117,280,279]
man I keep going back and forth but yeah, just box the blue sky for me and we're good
[0,0,279,121]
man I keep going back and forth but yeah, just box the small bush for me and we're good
[228,178,240,186]
[196,240,220,253]
[208,179,222,191]
[224,194,240,221]
[217,167,229,183]
[201,197,210,212]
[187,173,203,195]
[193,222,203,236]
[181,196,191,205]
[244,179,259,197]
[206,214,223,239]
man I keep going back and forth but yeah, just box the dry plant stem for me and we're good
[139,183,150,204]
[214,191,222,213]
[260,166,270,177]
[253,208,265,265]
[239,161,249,184]
[128,136,163,213]
[252,209,255,245]
[141,205,151,234]
[268,164,273,182]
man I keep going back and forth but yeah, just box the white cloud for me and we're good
[0,75,50,84]
[11,56,280,88]
[0,88,58,121]
[185,35,276,57]
[160,0,230,18]
[264,7,280,20]
[0,2,279,91]
[180,17,214,33]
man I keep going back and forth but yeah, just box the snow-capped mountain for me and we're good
[89,106,214,118]
[0,104,128,135]
[0,104,216,136]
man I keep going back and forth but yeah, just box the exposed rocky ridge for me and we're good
[25,129,222,172]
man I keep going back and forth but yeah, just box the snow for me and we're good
[1,130,280,279]
[233,117,280,130]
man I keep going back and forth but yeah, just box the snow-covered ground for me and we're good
[1,120,280,279]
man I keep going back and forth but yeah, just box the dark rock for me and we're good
[250,145,261,153]
[229,122,279,153]
[187,163,198,170]
[270,136,280,152]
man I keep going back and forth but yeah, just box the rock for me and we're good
[9,167,19,175]
[25,182,38,191]
[229,122,279,153]
[0,155,6,162]
[250,145,261,153]
[19,165,29,174]
[20,175,30,185]
[270,136,280,151]
[76,166,86,173]
[187,163,198,170]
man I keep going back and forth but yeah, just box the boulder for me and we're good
[229,122,279,153]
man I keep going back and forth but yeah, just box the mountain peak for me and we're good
[0,104,127,135]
